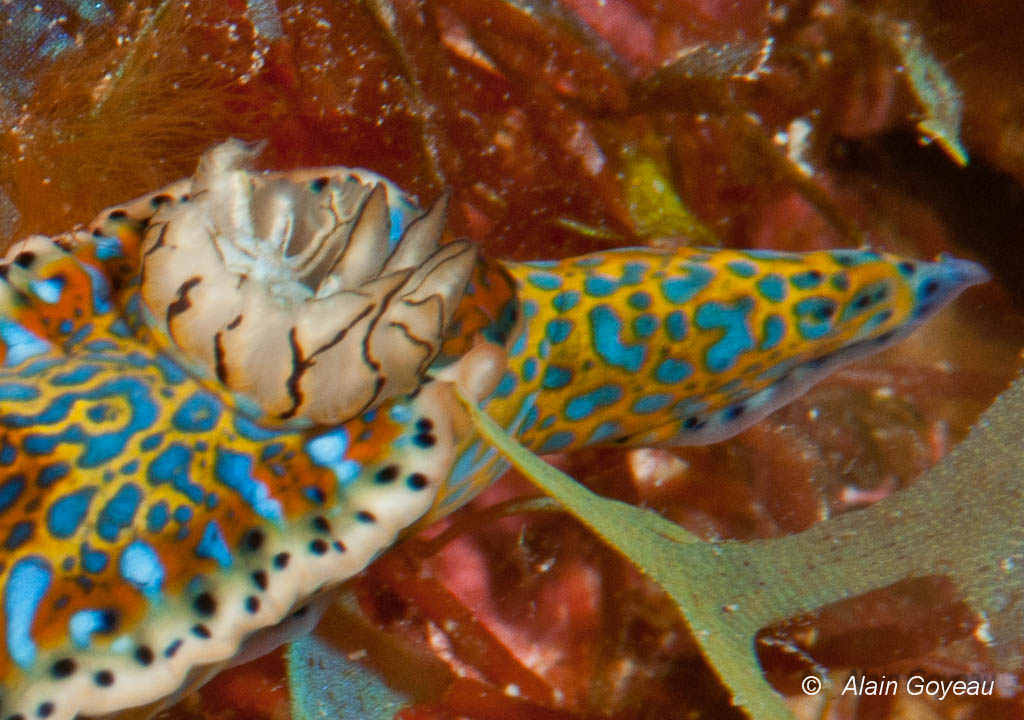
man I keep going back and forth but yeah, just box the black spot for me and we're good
[193,592,217,617]
[245,596,260,614]
[135,645,154,666]
[816,302,836,320]
[98,609,119,633]
[108,210,128,219]
[94,670,114,687]
[375,465,399,484]
[875,330,895,345]
[9,714,25,720]
[151,194,173,207]
[853,294,871,309]
[333,540,347,553]
[898,261,916,276]
[413,432,436,448]
[406,473,428,490]
[292,605,309,619]
[164,639,183,658]
[192,624,211,639]
[50,658,76,679]
[36,703,53,719]
[416,418,433,432]
[356,510,377,524]
[311,516,331,534]
[309,539,329,555]
[252,569,269,591]
[921,279,939,297]
[273,552,290,569]
[227,314,243,330]
[0,264,8,280]
[13,252,35,268]
[725,405,745,421]
[682,416,705,430]
[243,529,265,552]
[311,176,329,192]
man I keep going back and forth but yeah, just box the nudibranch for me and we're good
[0,140,987,720]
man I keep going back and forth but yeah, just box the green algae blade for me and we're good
[457,371,1024,718]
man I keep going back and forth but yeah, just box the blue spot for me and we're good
[631,394,673,414]
[620,262,648,285]
[196,522,233,568]
[37,462,69,488]
[0,474,25,512]
[541,365,572,390]
[146,502,169,533]
[492,371,517,399]
[627,291,652,311]
[694,298,755,373]
[587,420,622,444]
[551,290,580,313]
[537,431,575,453]
[574,256,605,267]
[79,262,113,314]
[214,449,283,522]
[527,272,562,291]
[793,298,837,340]
[756,274,786,302]
[80,543,108,573]
[521,299,539,319]
[147,444,204,503]
[761,315,786,350]
[260,443,285,462]
[664,311,687,341]
[92,235,123,260]
[30,275,65,303]
[47,487,96,538]
[0,319,52,367]
[4,521,33,550]
[631,314,657,338]
[0,442,14,465]
[86,403,113,423]
[172,392,222,432]
[660,264,713,304]
[588,306,645,372]
[173,505,193,525]
[97,483,142,542]
[306,429,349,466]
[830,272,849,291]
[69,609,115,648]
[726,261,757,278]
[790,270,824,290]
[564,384,622,421]
[4,556,52,667]
[234,415,286,442]
[654,358,692,384]
[140,433,163,451]
[583,275,617,297]
[120,541,165,596]
[545,319,573,344]
[0,383,39,400]
[303,486,326,504]
[829,249,875,267]
[521,357,538,382]
[538,415,555,430]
